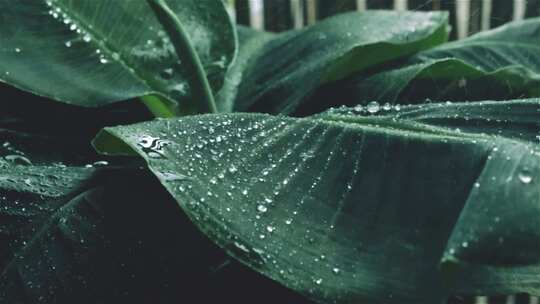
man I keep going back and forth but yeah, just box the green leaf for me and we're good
[217,11,448,115]
[0,0,236,113]
[339,17,540,104]
[93,98,540,303]
[0,163,320,303]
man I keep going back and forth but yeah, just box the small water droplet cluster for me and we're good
[45,0,111,64]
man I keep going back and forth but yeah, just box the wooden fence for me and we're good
[224,1,540,303]
[226,0,540,39]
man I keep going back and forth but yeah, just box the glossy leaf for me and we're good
[0,0,235,112]
[93,98,540,303]
[0,163,320,304]
[334,17,540,105]
[216,11,449,114]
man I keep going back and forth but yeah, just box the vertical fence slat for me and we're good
[481,0,492,30]
[394,0,408,11]
[513,0,526,20]
[264,0,292,32]
[356,0,367,11]
[290,0,305,29]
[506,295,516,304]
[249,0,265,30]
[456,0,470,39]
[306,0,318,25]
[476,296,489,304]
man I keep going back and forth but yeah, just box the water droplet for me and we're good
[382,103,392,111]
[83,34,91,42]
[257,205,268,213]
[160,68,174,79]
[266,225,275,233]
[332,267,340,275]
[518,169,533,184]
[314,278,323,285]
[285,219,292,225]
[4,155,32,166]
[14,48,21,53]
[228,165,238,173]
[92,160,109,166]
[462,241,469,248]
[159,172,189,182]
[366,101,380,114]
[64,40,72,47]
[99,56,109,64]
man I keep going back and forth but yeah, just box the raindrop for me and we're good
[83,34,91,42]
[314,278,323,285]
[228,165,238,173]
[266,225,275,233]
[518,169,533,184]
[462,241,469,248]
[92,160,109,166]
[159,171,189,182]
[332,267,340,275]
[99,56,109,64]
[285,219,292,225]
[257,205,268,213]
[160,68,174,79]
[64,41,72,48]
[4,155,32,166]
[382,103,392,111]
[366,101,380,114]
[14,48,21,53]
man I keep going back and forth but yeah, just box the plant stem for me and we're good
[146,0,217,114]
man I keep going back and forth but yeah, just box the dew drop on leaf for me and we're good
[257,205,268,213]
[367,101,380,114]
[518,169,533,184]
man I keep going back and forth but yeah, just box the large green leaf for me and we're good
[93,98,540,303]
[331,17,540,105]
[216,11,449,114]
[0,163,321,304]
[0,0,235,112]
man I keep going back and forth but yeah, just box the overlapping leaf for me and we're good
[93,98,540,303]
[216,11,449,114]
[0,0,235,113]
[331,17,540,105]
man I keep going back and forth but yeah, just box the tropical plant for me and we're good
[0,0,539,303]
